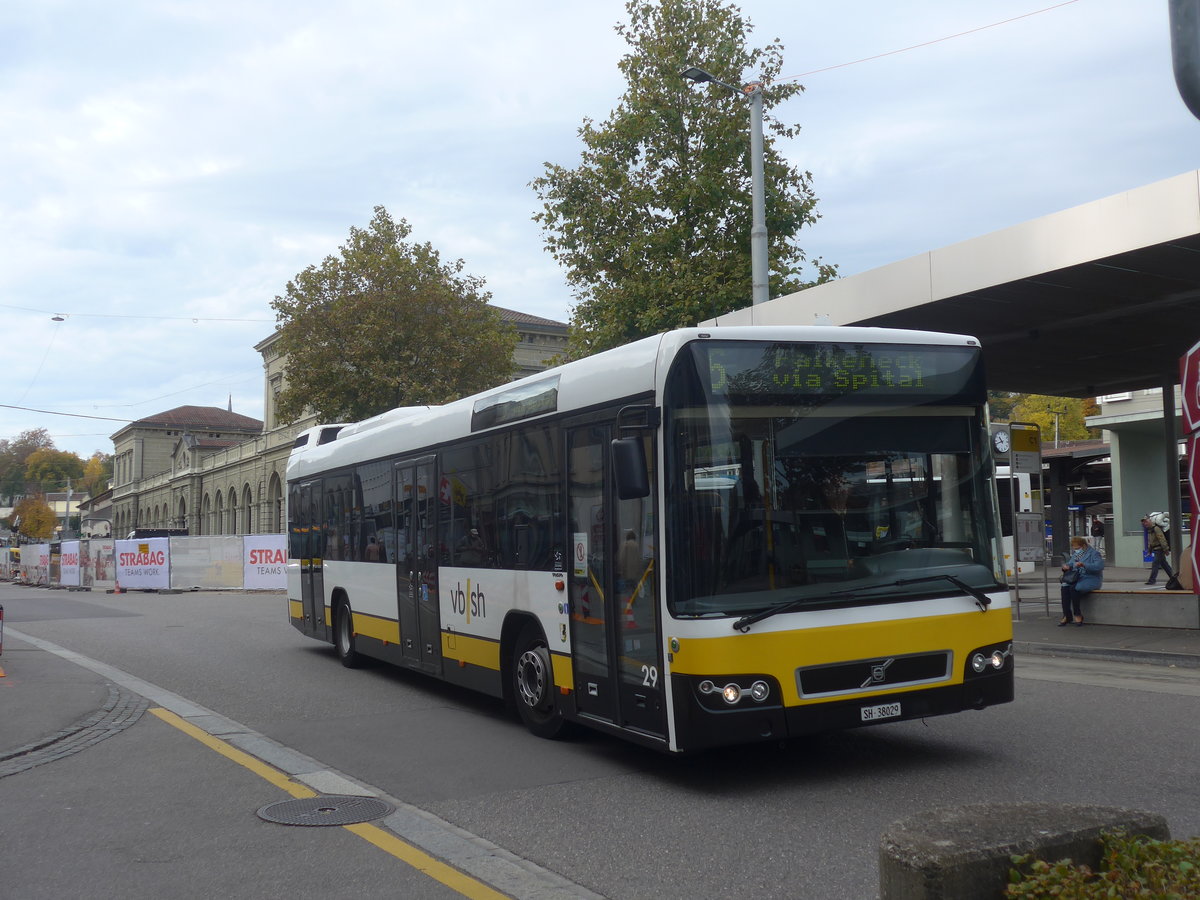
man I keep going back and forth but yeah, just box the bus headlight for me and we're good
[696,677,776,707]
[967,642,1012,676]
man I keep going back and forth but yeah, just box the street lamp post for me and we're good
[681,66,769,306]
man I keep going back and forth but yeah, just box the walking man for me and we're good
[1141,514,1177,587]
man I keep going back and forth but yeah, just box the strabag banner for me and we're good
[114,538,170,590]
[243,534,287,589]
[60,540,81,587]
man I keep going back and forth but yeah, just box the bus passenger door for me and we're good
[567,426,665,737]
[568,426,617,721]
[395,458,440,673]
[299,481,327,640]
[613,432,664,738]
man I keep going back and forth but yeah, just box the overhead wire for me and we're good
[0,404,132,423]
[777,1,1082,82]
[0,302,272,324]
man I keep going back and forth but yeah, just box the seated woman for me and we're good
[1060,535,1104,626]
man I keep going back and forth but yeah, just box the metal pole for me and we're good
[1009,473,1020,613]
[1162,374,1183,579]
[681,67,771,308]
[745,82,769,306]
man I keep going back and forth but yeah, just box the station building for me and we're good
[104,306,568,538]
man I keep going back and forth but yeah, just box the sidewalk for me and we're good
[0,630,118,767]
[1011,563,1200,669]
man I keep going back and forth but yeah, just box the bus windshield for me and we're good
[664,339,1002,617]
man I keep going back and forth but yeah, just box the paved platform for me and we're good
[1011,563,1200,667]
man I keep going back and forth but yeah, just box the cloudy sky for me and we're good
[2,0,1196,460]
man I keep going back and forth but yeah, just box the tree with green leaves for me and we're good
[532,0,836,356]
[270,207,518,425]
[987,391,1017,422]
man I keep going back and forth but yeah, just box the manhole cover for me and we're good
[257,795,393,827]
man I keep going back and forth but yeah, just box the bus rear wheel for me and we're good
[512,623,569,739]
[334,600,364,669]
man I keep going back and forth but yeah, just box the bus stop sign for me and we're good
[1182,337,1200,434]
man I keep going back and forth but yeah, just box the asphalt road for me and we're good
[2,585,1199,900]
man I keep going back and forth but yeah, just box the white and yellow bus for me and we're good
[286,325,1013,753]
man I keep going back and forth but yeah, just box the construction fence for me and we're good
[2,535,287,592]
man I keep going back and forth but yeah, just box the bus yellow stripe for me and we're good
[441,632,575,693]
[350,610,401,645]
[442,632,500,670]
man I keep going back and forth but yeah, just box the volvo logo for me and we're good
[861,658,895,689]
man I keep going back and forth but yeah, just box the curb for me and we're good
[1014,640,1200,669]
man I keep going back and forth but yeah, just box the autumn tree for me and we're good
[532,0,836,356]
[270,207,517,425]
[80,452,112,496]
[0,428,55,500]
[12,494,57,540]
[1009,394,1099,444]
[24,447,85,492]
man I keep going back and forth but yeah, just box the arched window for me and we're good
[267,473,283,533]
[242,483,254,534]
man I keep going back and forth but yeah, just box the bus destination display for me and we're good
[702,343,980,401]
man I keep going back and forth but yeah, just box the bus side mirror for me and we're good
[612,437,650,500]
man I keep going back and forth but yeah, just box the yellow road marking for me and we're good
[148,707,510,900]
[150,707,314,797]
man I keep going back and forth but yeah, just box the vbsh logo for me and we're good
[448,580,487,622]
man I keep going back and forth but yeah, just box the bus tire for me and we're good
[334,599,364,669]
[512,623,569,739]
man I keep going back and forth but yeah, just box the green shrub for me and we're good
[1007,829,1200,898]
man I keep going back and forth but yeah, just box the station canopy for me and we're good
[704,170,1200,399]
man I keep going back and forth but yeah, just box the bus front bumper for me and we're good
[669,670,1014,752]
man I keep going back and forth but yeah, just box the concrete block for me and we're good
[1084,591,1200,628]
[879,801,1169,899]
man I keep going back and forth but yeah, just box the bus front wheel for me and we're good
[512,623,568,739]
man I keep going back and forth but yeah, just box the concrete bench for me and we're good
[1083,590,1200,628]
[879,801,1169,899]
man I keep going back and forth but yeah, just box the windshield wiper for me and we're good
[733,595,827,633]
[730,574,993,632]
[892,573,992,613]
